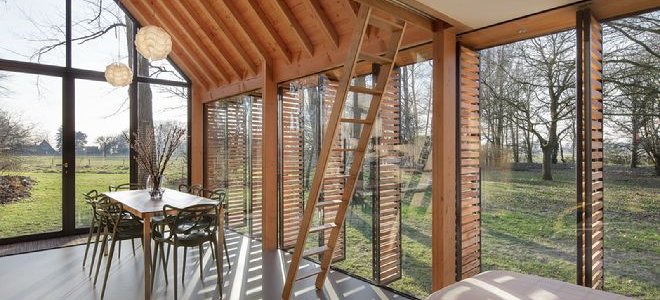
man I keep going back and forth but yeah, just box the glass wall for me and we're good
[0,71,62,239]
[480,31,578,283]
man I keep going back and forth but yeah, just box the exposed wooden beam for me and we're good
[176,1,258,77]
[138,0,229,85]
[394,0,472,32]
[122,0,213,88]
[217,0,273,63]
[432,22,457,291]
[272,0,314,57]
[262,61,278,251]
[306,0,340,48]
[353,0,434,32]
[190,83,205,185]
[202,75,263,103]
[245,0,293,64]
[164,1,243,80]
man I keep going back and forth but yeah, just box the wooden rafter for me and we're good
[272,0,314,57]
[175,1,258,77]
[216,0,273,63]
[306,0,340,48]
[151,0,233,82]
[122,0,214,88]
[245,0,293,64]
[354,0,434,32]
[165,1,243,80]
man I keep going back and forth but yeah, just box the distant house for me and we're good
[18,140,58,156]
[81,146,101,156]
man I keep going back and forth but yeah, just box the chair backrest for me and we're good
[196,188,225,203]
[163,204,219,237]
[83,190,111,221]
[178,184,191,193]
[189,184,203,195]
[109,183,143,192]
[94,198,122,229]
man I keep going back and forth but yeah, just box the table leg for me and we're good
[143,213,152,300]
[217,207,224,295]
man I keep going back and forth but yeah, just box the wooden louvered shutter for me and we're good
[320,77,346,262]
[280,88,305,249]
[577,10,605,289]
[225,100,248,229]
[373,70,402,284]
[250,97,264,238]
[457,45,482,280]
[205,101,228,191]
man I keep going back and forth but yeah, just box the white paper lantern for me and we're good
[105,62,133,87]
[135,25,172,61]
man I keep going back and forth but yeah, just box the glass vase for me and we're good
[146,174,166,200]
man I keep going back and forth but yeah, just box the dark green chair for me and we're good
[108,183,143,192]
[93,201,145,299]
[82,190,104,269]
[151,203,224,300]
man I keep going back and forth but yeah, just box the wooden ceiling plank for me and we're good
[184,1,258,76]
[353,0,434,32]
[245,0,293,64]
[151,0,234,83]
[306,0,340,48]
[170,1,247,79]
[273,0,314,57]
[217,0,273,63]
[122,0,213,88]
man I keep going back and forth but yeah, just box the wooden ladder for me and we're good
[282,5,407,299]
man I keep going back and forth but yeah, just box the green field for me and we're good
[1,158,657,299]
[0,155,186,238]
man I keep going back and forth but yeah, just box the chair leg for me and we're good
[173,246,178,300]
[118,240,121,259]
[160,243,168,285]
[132,238,136,255]
[211,240,222,296]
[223,236,231,270]
[151,242,159,292]
[198,245,204,280]
[100,238,118,300]
[182,247,187,284]
[89,224,103,276]
[94,227,109,281]
[83,219,96,267]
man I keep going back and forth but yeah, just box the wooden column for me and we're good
[432,22,457,290]
[190,83,205,185]
[262,61,279,250]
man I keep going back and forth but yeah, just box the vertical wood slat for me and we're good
[577,10,605,289]
[205,101,228,192]
[457,46,481,280]
[250,98,264,238]
[320,78,346,262]
[280,88,305,249]
[225,100,248,229]
[373,70,402,285]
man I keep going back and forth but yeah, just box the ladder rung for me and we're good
[340,118,372,124]
[295,267,322,281]
[369,14,404,31]
[303,246,329,257]
[309,223,337,233]
[324,175,350,181]
[316,200,343,208]
[359,52,393,65]
[349,85,383,95]
[332,148,360,152]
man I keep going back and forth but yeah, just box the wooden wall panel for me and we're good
[280,89,305,249]
[320,78,346,262]
[373,70,402,284]
[250,97,264,238]
[457,46,481,280]
[225,100,248,229]
[577,10,605,289]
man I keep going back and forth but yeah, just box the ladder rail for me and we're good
[314,26,407,288]
[282,5,373,299]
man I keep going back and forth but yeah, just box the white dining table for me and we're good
[103,188,224,300]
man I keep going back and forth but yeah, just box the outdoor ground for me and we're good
[0,158,657,299]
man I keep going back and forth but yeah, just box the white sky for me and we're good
[0,0,187,147]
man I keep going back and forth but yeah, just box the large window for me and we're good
[0,0,190,242]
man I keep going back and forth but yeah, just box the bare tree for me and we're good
[0,109,32,173]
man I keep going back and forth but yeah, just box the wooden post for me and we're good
[262,61,279,250]
[190,84,205,185]
[432,22,457,291]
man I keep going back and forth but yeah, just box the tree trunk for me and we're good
[542,145,553,180]
[630,118,640,168]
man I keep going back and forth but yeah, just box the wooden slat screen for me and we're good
[280,88,305,249]
[373,70,402,284]
[457,45,482,280]
[205,101,228,191]
[320,77,346,262]
[577,10,605,289]
[225,100,248,229]
[250,97,264,238]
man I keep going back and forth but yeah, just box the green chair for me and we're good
[82,190,104,269]
[193,188,231,269]
[93,200,145,299]
[151,203,224,300]
[108,183,143,192]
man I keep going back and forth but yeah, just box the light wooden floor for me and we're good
[0,231,409,300]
